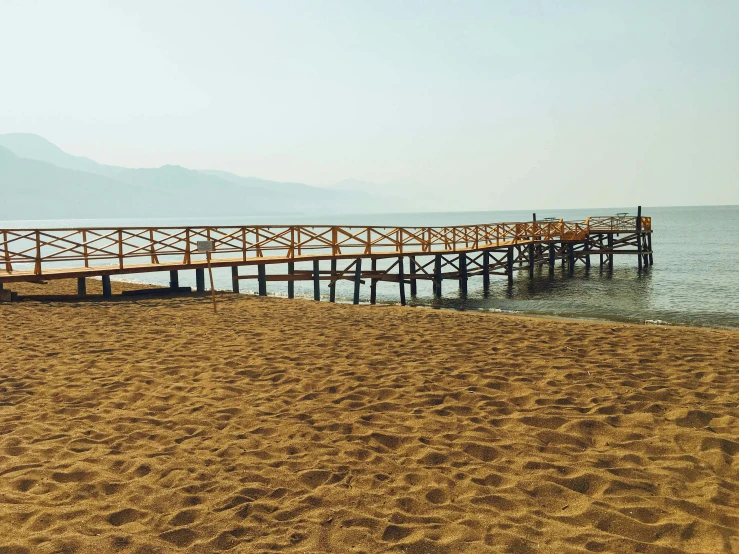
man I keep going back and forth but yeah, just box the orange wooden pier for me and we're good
[0,208,653,303]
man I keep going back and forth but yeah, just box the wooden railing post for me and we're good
[117,229,124,269]
[34,230,41,275]
[184,228,191,264]
[148,229,157,264]
[3,230,12,273]
[83,230,90,268]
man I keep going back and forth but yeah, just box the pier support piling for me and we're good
[607,234,614,268]
[195,268,205,292]
[353,259,362,305]
[313,260,321,301]
[459,253,468,296]
[231,266,239,293]
[329,259,337,302]
[433,255,442,297]
[409,255,417,296]
[647,234,653,266]
[169,270,179,290]
[507,247,514,284]
[398,256,406,306]
[77,277,86,296]
[257,264,267,296]
[642,234,650,268]
[584,240,591,270]
[370,259,377,304]
[548,243,555,273]
[287,262,294,299]
[567,244,575,276]
[528,243,535,278]
[102,275,112,298]
[482,251,490,291]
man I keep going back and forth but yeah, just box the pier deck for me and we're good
[0,210,653,303]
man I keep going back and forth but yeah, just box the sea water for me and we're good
[3,205,738,329]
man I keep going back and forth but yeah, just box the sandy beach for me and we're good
[1,280,737,553]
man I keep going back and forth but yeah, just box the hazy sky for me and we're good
[1,0,737,210]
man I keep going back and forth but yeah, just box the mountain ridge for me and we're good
[0,134,399,220]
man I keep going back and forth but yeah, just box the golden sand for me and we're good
[1,279,738,553]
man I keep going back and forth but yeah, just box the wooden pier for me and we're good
[0,208,653,303]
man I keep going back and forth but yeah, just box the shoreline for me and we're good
[5,276,738,332]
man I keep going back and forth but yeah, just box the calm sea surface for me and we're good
[3,205,738,329]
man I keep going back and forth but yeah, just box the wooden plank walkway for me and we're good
[0,210,653,303]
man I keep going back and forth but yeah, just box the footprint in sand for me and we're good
[107,508,142,526]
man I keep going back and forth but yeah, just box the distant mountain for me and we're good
[0,145,156,219]
[200,169,318,194]
[0,134,394,220]
[0,133,118,177]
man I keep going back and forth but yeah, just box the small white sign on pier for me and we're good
[196,240,214,253]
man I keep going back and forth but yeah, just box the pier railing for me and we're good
[0,217,649,277]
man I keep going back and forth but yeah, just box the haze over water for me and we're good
[5,205,738,329]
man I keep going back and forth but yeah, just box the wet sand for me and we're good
[1,280,738,553]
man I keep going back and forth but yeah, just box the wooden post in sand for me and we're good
[370,258,377,304]
[329,259,337,302]
[287,262,295,299]
[409,255,417,296]
[231,266,239,293]
[398,256,406,306]
[77,277,86,296]
[313,260,321,301]
[195,268,205,293]
[257,264,267,296]
[169,270,179,290]
[102,275,112,298]
[353,259,362,305]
